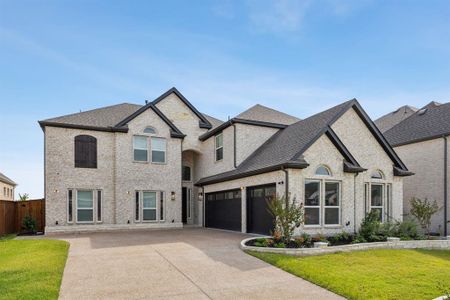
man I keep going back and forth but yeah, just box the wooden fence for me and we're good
[0,199,45,236]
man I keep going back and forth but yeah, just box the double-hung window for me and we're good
[68,189,102,223]
[133,136,148,162]
[304,180,341,226]
[370,184,384,222]
[151,137,166,163]
[215,133,223,161]
[324,182,340,225]
[77,190,94,223]
[304,181,321,225]
[142,191,157,221]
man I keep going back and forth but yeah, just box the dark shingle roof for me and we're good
[236,104,300,125]
[384,101,450,146]
[0,172,17,186]
[202,114,223,129]
[196,100,356,185]
[40,103,142,129]
[374,105,418,133]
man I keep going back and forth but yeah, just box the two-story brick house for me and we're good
[39,87,412,234]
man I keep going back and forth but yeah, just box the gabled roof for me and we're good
[39,103,142,132]
[374,105,418,133]
[152,87,212,129]
[115,103,185,138]
[384,101,450,146]
[236,104,300,125]
[199,118,288,141]
[196,99,411,186]
[0,172,17,186]
[202,114,223,129]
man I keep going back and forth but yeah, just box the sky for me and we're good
[1,0,450,198]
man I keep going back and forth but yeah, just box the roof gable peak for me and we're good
[152,87,212,129]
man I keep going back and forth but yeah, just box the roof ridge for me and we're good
[43,102,142,121]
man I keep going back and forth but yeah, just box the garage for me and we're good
[205,189,242,232]
[247,184,276,235]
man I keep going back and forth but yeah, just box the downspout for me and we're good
[233,124,237,168]
[353,172,359,235]
[202,186,205,227]
[444,136,448,236]
[282,167,289,203]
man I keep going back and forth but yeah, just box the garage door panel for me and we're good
[205,189,241,232]
[247,184,276,235]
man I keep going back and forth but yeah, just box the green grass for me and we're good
[0,234,17,241]
[0,239,69,300]
[248,249,450,300]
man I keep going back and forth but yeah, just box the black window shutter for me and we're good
[75,135,97,168]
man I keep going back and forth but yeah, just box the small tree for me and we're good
[409,197,440,237]
[267,194,304,244]
[19,193,29,201]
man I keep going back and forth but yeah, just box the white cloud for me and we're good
[247,0,311,33]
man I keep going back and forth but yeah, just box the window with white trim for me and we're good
[215,133,223,161]
[143,126,156,134]
[151,137,166,163]
[371,184,384,222]
[315,165,331,176]
[304,180,320,225]
[133,136,148,162]
[143,191,157,221]
[304,180,341,226]
[76,190,94,223]
[324,182,340,225]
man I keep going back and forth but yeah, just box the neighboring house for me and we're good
[374,105,417,133]
[39,87,412,234]
[379,101,449,236]
[0,172,16,201]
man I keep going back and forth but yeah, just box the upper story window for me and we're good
[143,126,157,134]
[182,166,191,181]
[133,136,148,162]
[315,165,331,176]
[371,170,384,180]
[74,135,97,168]
[215,133,223,161]
[151,137,166,163]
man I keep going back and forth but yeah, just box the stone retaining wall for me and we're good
[241,237,450,256]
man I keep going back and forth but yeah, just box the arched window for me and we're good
[315,165,331,176]
[371,170,384,180]
[75,135,97,168]
[143,126,156,134]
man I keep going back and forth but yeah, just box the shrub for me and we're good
[410,197,440,237]
[22,215,37,234]
[328,231,354,246]
[396,219,421,240]
[267,194,304,244]
[293,233,312,248]
[274,242,286,248]
[359,211,386,242]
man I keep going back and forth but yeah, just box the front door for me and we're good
[182,187,187,224]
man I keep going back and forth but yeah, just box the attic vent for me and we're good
[418,108,427,116]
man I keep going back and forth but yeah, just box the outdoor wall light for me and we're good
[54,189,59,193]
[198,192,203,201]
[240,186,245,191]
[171,191,176,201]
[55,221,59,225]
[127,191,131,195]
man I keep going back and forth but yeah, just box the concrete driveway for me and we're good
[57,228,342,300]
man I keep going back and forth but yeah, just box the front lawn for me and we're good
[249,249,450,300]
[0,239,69,300]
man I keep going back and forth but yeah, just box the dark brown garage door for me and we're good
[247,184,276,235]
[205,189,242,232]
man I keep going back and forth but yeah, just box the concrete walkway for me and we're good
[57,228,342,299]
